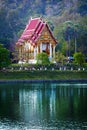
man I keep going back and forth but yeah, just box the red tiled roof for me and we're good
[16,17,57,45]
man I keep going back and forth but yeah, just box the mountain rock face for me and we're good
[0,0,87,48]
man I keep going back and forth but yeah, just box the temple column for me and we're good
[49,43,52,61]
[37,45,38,54]
[19,46,22,60]
[19,48,20,60]
[40,43,42,53]
[22,47,24,60]
[53,45,55,59]
[23,44,25,61]
[34,47,37,59]
[21,46,23,60]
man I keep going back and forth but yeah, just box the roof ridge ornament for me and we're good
[16,17,57,46]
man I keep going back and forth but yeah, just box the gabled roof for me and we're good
[16,17,57,46]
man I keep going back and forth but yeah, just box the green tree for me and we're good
[36,52,50,65]
[77,19,87,56]
[55,51,65,65]
[0,44,11,70]
[73,52,85,65]
[62,21,75,57]
[54,24,67,56]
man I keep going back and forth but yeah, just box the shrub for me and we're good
[73,52,85,65]
[36,52,50,65]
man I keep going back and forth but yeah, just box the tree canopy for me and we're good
[0,44,11,69]
[73,52,85,65]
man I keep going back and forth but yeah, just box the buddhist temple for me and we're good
[16,17,57,64]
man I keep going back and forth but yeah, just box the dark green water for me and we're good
[0,82,87,130]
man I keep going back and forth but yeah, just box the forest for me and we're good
[0,0,87,57]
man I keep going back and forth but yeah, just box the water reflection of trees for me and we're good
[0,84,20,120]
[19,83,87,121]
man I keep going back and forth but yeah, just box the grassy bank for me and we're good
[0,70,87,80]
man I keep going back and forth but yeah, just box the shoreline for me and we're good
[0,79,87,84]
[0,70,87,84]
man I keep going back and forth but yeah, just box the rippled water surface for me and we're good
[0,82,87,130]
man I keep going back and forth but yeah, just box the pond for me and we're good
[0,82,87,130]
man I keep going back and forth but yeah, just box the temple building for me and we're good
[16,17,57,64]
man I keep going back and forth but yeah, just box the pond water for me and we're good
[0,82,87,130]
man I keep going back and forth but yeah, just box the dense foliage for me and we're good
[54,18,87,57]
[0,44,11,69]
[73,52,85,65]
[55,51,65,65]
[36,52,50,64]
